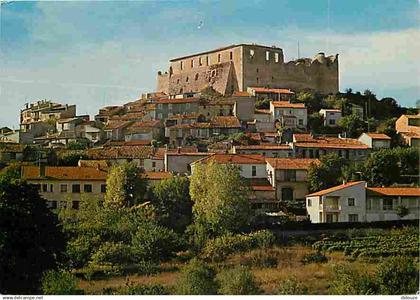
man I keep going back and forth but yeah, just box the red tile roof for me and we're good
[195,154,266,165]
[271,101,305,108]
[249,87,295,94]
[155,98,199,104]
[104,120,132,130]
[265,158,319,170]
[22,166,107,181]
[232,91,251,97]
[140,172,172,180]
[255,109,271,115]
[365,133,391,140]
[367,187,420,197]
[87,146,154,159]
[234,144,292,150]
[307,181,365,197]
[294,134,369,150]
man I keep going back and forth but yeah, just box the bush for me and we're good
[175,259,218,295]
[131,223,182,262]
[217,266,261,295]
[376,256,419,295]
[41,270,84,295]
[277,276,308,295]
[240,249,278,268]
[103,283,169,295]
[301,252,328,265]
[202,230,275,262]
[90,242,134,265]
[330,264,378,295]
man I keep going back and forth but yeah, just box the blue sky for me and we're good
[0,0,419,127]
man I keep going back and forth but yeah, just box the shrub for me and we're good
[103,283,169,295]
[240,249,278,268]
[41,270,84,295]
[301,252,328,265]
[250,230,276,248]
[217,266,261,295]
[376,256,419,295]
[131,223,182,262]
[330,264,378,295]
[90,242,134,265]
[277,276,308,295]
[175,259,218,295]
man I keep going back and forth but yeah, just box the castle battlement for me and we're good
[157,44,339,96]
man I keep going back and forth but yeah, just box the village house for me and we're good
[198,98,235,118]
[253,109,275,132]
[232,91,256,122]
[124,120,164,142]
[395,114,420,147]
[154,97,200,120]
[358,132,391,149]
[21,165,108,210]
[319,108,342,127]
[266,158,318,204]
[0,143,25,163]
[292,133,370,161]
[232,144,292,158]
[306,181,420,223]
[247,87,295,101]
[269,101,307,129]
[103,120,133,141]
[94,106,124,123]
[165,151,212,174]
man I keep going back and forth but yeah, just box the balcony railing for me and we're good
[320,204,341,211]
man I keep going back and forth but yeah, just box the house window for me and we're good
[72,184,80,193]
[348,214,359,222]
[266,51,270,61]
[168,103,173,110]
[281,187,293,201]
[41,183,48,192]
[329,119,336,125]
[348,198,355,206]
[60,184,68,193]
[298,119,304,126]
[50,184,54,192]
[307,199,312,207]
[383,198,393,210]
[218,53,221,63]
[152,161,156,168]
[366,199,372,210]
[72,201,80,210]
[284,170,296,181]
[230,51,233,60]
[84,184,92,193]
[275,52,279,63]
[252,166,257,177]
[157,104,163,109]
[249,49,255,58]
[186,103,190,109]
[101,184,106,193]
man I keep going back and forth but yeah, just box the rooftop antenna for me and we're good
[327,0,331,53]
[297,41,300,59]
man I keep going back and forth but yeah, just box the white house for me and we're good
[358,133,391,149]
[269,101,307,129]
[319,109,342,127]
[306,181,420,223]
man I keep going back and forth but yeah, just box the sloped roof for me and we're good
[294,134,369,150]
[249,87,295,94]
[210,116,241,128]
[365,133,391,140]
[22,166,107,181]
[367,187,420,197]
[140,171,172,180]
[265,158,319,170]
[271,101,305,108]
[194,153,266,165]
[87,146,154,159]
[307,181,365,197]
[155,98,199,104]
[234,144,292,150]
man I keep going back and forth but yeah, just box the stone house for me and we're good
[247,87,295,101]
[319,108,342,127]
[232,144,293,158]
[270,101,307,129]
[395,114,420,147]
[154,98,200,120]
[124,120,164,142]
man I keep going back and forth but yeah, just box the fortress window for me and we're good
[275,52,279,63]
[186,76,189,82]
[206,56,209,65]
[199,57,202,66]
[249,49,255,58]
[256,68,259,73]
[177,79,180,84]
[266,51,270,61]
[230,51,233,60]
[195,73,199,81]
[191,60,194,68]
[218,53,221,63]
[256,77,259,83]
[180,61,184,70]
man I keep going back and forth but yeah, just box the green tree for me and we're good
[330,264,378,295]
[41,270,83,295]
[308,112,324,133]
[362,149,400,186]
[190,162,251,237]
[308,153,347,192]
[105,162,147,208]
[0,178,65,294]
[175,259,218,295]
[376,256,419,295]
[277,276,308,295]
[67,139,89,150]
[338,115,366,138]
[149,176,193,233]
[217,266,261,295]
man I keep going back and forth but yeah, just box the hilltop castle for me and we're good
[157,43,339,96]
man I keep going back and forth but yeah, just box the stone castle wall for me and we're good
[157,44,338,96]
